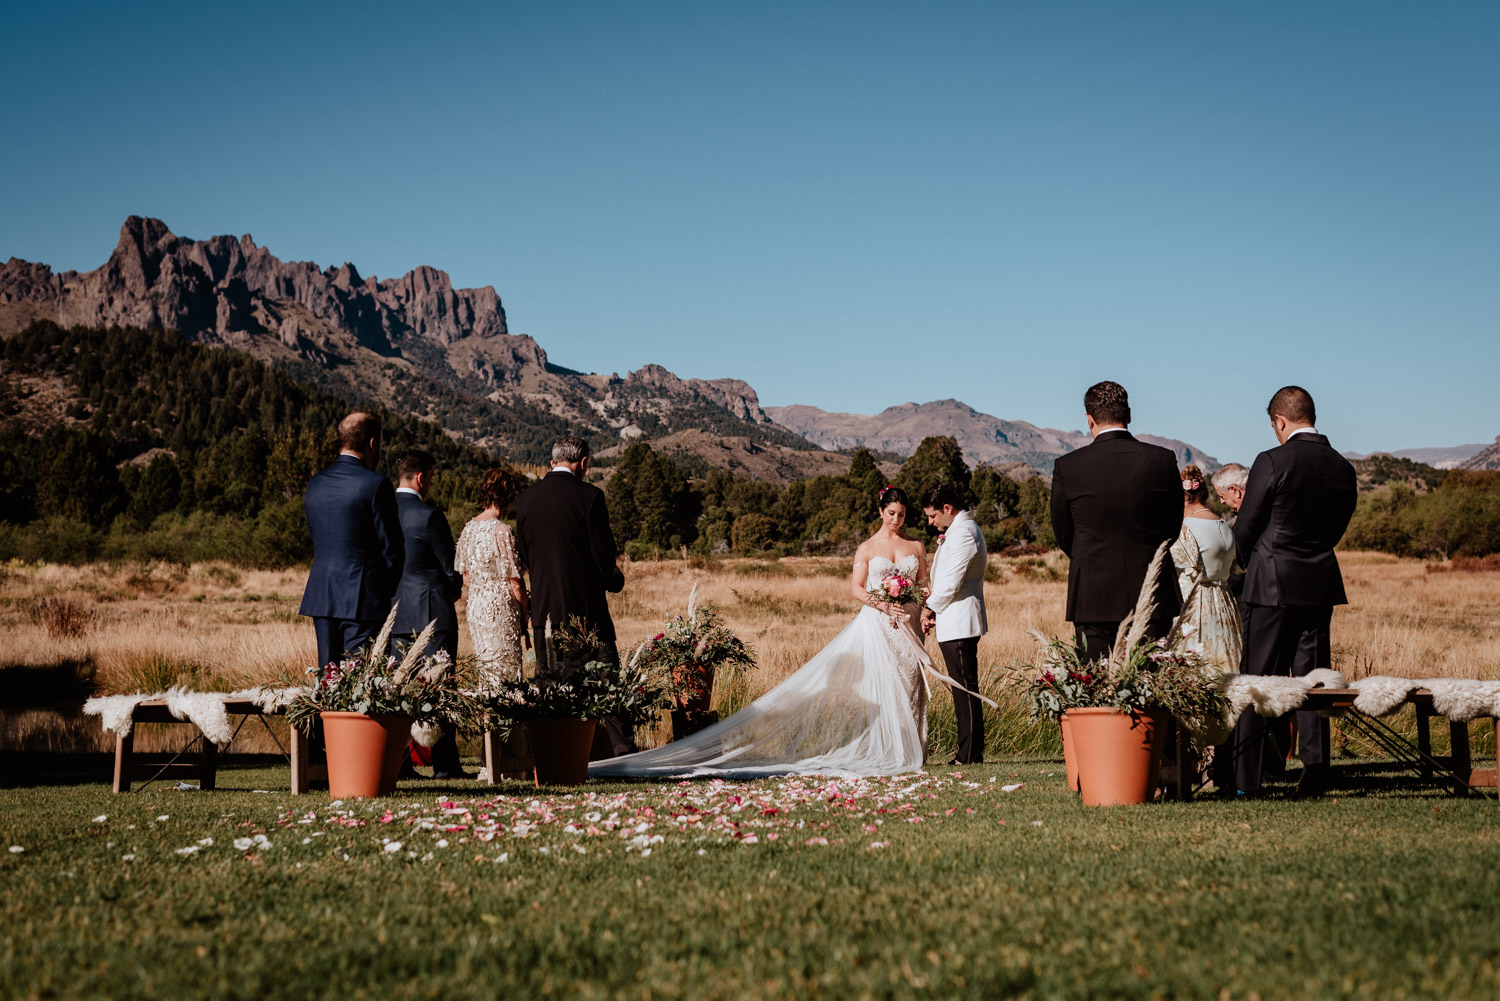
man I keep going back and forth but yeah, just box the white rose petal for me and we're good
[175,846,200,856]
[435,839,449,849]
[233,838,254,851]
[384,842,403,853]
[156,815,169,822]
[91,815,107,824]
[197,837,214,847]
[8,845,23,854]
[121,854,135,861]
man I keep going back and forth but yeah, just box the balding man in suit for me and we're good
[515,434,634,756]
[299,412,405,669]
[1230,386,1357,798]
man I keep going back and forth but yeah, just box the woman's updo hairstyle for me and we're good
[479,466,523,512]
[876,484,910,512]
[1180,465,1209,505]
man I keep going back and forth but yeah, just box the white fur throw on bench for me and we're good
[1221,671,1500,730]
[81,686,452,748]
[82,686,307,746]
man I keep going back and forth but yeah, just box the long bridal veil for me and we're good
[589,605,932,779]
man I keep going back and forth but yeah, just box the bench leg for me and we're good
[483,731,498,785]
[1450,718,1472,796]
[290,725,310,795]
[199,738,218,791]
[1416,704,1433,781]
[113,732,134,794]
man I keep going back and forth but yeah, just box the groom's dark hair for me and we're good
[1084,381,1131,426]
[396,449,436,481]
[922,484,964,511]
[1267,386,1316,426]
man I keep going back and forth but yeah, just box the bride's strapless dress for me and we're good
[589,556,936,779]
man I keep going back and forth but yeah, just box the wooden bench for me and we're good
[111,698,319,794]
[1301,687,1497,796]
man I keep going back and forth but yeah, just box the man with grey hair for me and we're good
[1212,463,1249,521]
[515,434,634,755]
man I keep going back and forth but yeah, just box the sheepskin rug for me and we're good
[84,686,303,745]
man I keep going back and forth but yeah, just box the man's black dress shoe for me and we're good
[432,769,471,781]
[1291,764,1331,799]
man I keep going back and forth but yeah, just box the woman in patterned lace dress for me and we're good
[455,467,529,690]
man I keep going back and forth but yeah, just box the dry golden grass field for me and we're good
[3,551,1497,758]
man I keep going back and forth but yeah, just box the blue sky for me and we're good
[2,1,1496,464]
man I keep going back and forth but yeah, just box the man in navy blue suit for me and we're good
[299,412,405,669]
[392,448,466,777]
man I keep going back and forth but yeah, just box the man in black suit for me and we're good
[1049,381,1183,663]
[514,434,633,755]
[299,412,405,669]
[1230,386,1357,797]
[392,449,466,778]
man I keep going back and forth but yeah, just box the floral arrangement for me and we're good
[632,584,756,705]
[868,568,923,607]
[481,656,669,734]
[285,609,486,738]
[1019,543,1230,747]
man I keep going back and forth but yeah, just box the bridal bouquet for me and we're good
[868,569,923,607]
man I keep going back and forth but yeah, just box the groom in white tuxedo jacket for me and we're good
[920,484,989,764]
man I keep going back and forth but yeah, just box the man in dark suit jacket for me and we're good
[1230,386,1357,797]
[1050,381,1183,664]
[515,434,632,754]
[299,412,405,669]
[392,449,466,778]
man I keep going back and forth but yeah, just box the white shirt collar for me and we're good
[1092,425,1128,438]
[550,465,576,476]
[396,486,423,498]
[1287,426,1320,441]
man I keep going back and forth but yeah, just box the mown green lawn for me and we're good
[2,757,1496,1000]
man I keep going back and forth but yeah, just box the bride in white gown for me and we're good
[589,487,991,779]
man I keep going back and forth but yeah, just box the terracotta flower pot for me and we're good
[1063,708,1167,806]
[320,712,413,798]
[524,717,597,787]
[1060,713,1080,793]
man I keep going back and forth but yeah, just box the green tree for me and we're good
[894,436,971,509]
[36,429,122,528]
[970,464,1021,527]
[1017,475,1055,548]
[606,442,694,551]
[124,453,183,529]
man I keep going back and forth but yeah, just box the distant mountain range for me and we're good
[4,218,1487,482]
[766,399,1220,475]
[1344,444,1491,470]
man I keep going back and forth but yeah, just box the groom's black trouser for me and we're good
[1225,603,1332,794]
[938,637,983,764]
[1073,617,1174,666]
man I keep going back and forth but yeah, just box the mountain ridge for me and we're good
[1,217,802,465]
[766,399,1221,474]
[4,217,1236,478]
